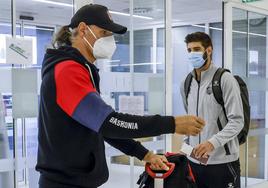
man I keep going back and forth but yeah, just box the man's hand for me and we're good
[174,115,205,136]
[193,141,214,158]
[143,151,169,171]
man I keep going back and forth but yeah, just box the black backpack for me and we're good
[137,153,197,188]
[184,68,250,149]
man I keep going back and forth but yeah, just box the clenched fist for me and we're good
[174,115,205,136]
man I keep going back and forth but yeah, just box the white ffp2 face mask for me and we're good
[83,26,116,60]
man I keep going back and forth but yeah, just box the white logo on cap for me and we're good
[107,11,113,21]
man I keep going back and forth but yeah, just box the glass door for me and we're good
[93,0,169,187]
[224,1,268,187]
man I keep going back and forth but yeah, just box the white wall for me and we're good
[74,0,94,12]
[227,0,268,11]
[250,1,268,10]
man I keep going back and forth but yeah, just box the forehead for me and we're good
[187,42,203,49]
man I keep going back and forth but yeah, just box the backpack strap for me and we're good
[211,68,230,106]
[187,162,196,183]
[184,73,193,106]
[212,68,231,155]
[184,73,193,145]
[137,171,149,188]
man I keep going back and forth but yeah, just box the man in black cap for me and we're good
[36,4,205,188]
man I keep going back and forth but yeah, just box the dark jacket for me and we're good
[36,46,175,187]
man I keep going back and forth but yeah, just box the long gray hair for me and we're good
[52,25,72,48]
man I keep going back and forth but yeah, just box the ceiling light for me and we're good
[32,0,153,20]
[32,0,73,7]
[109,11,153,20]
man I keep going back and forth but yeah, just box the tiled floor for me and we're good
[16,164,268,188]
[102,164,268,188]
[248,182,268,188]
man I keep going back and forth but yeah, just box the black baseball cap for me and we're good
[68,4,127,34]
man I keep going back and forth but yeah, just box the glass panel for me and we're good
[233,8,248,33]
[94,0,132,187]
[14,0,73,187]
[232,7,268,187]
[210,22,223,68]
[0,0,15,187]
[232,8,248,77]
[134,29,153,73]
[24,25,54,66]
[171,25,205,116]
[0,94,14,188]
[112,33,130,72]
[170,0,223,164]
[0,13,11,65]
[247,11,268,187]
[0,0,21,67]
[132,0,166,185]
[0,172,14,188]
[233,31,248,77]
[232,8,249,187]
[248,13,266,78]
[95,0,167,187]
[26,118,38,157]
[240,135,268,187]
[157,28,164,73]
[249,12,266,36]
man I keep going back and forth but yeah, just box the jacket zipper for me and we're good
[196,81,201,145]
[196,80,202,165]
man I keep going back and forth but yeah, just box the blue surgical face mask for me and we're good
[188,51,207,69]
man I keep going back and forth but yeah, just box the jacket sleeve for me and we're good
[104,137,148,160]
[208,72,244,149]
[55,60,175,139]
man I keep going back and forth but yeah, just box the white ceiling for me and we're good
[96,0,223,27]
[0,0,73,27]
[0,0,223,29]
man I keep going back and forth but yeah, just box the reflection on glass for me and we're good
[232,8,268,187]
[232,8,248,77]
[233,8,248,32]
[26,118,38,157]
[112,33,130,72]
[240,136,266,180]
[23,26,54,66]
[111,92,130,111]
[0,172,14,188]
[0,24,21,66]
[248,12,266,78]
[0,0,15,187]
[242,91,265,180]
[210,22,223,67]
[249,12,266,35]
[134,29,153,73]
[233,32,247,76]
[157,28,165,73]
